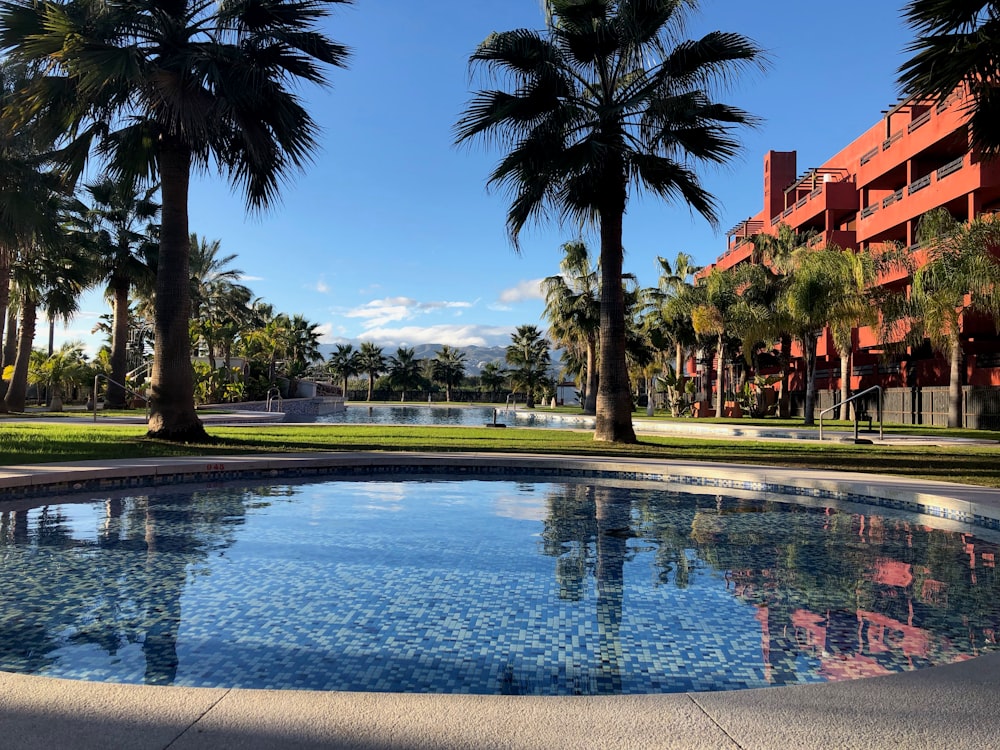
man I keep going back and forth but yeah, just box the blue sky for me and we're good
[59,1,915,355]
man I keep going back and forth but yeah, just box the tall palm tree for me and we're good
[0,0,352,440]
[456,0,764,443]
[749,224,816,418]
[690,268,740,415]
[781,246,850,426]
[432,345,467,402]
[67,176,159,408]
[0,60,63,379]
[506,324,552,409]
[357,341,386,402]
[387,346,422,402]
[647,252,702,400]
[904,209,1000,427]
[544,241,601,414]
[898,1,1000,155]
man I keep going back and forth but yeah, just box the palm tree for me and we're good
[4,232,89,413]
[690,268,740,415]
[356,341,386,402]
[432,345,467,402]
[898,1,1000,155]
[285,315,323,393]
[327,343,361,399]
[0,61,64,387]
[647,253,702,402]
[749,223,816,417]
[387,347,422,402]
[1,0,352,441]
[781,246,850,426]
[479,361,507,401]
[506,325,552,409]
[904,209,1000,427]
[27,340,90,411]
[67,176,159,408]
[456,0,764,443]
[544,240,601,415]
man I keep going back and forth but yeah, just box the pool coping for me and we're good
[2,451,1000,749]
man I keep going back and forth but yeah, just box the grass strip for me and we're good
[1,422,999,488]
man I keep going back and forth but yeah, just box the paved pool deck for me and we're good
[2,451,1000,749]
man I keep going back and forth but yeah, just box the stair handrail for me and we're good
[92,374,150,422]
[266,386,283,413]
[818,385,883,442]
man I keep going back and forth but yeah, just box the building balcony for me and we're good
[858,155,986,241]
[767,180,857,233]
[857,94,970,185]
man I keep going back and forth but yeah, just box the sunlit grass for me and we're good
[0,421,998,488]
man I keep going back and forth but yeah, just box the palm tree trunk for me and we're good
[778,334,791,419]
[715,335,726,417]
[839,346,851,421]
[948,335,963,428]
[3,303,16,370]
[584,335,598,415]
[147,139,207,441]
[3,297,36,413]
[367,372,374,401]
[107,278,130,409]
[0,249,8,365]
[803,334,818,425]
[674,342,685,400]
[595,199,636,443]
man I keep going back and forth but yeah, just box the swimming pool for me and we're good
[1,472,996,695]
[307,404,593,429]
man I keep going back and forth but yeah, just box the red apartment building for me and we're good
[701,85,1000,426]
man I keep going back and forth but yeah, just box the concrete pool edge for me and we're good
[3,452,1000,749]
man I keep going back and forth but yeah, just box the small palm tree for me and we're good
[456,0,764,442]
[28,341,91,411]
[1,0,352,440]
[357,342,386,402]
[479,361,507,401]
[327,343,362,399]
[432,345,467,402]
[387,347,422,402]
[690,268,742,415]
[506,325,552,408]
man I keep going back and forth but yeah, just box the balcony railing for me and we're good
[882,188,904,209]
[882,130,903,151]
[907,174,932,194]
[907,110,931,133]
[936,156,964,179]
[861,203,879,218]
[770,215,781,226]
[795,196,808,209]
[860,147,879,166]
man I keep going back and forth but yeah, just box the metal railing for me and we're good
[92,374,150,422]
[266,387,283,412]
[818,385,883,442]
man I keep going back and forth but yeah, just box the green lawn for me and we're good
[1,421,999,488]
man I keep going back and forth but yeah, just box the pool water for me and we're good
[308,404,590,429]
[1,476,997,694]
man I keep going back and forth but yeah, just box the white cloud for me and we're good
[498,279,545,304]
[358,324,512,349]
[344,297,476,328]
[310,276,330,294]
[238,274,265,282]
